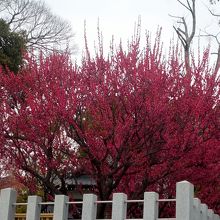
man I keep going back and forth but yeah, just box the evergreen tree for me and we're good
[0,19,26,73]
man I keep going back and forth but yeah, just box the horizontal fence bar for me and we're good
[66,201,83,204]
[39,202,54,205]
[158,199,176,202]
[15,213,53,216]
[13,199,176,206]
[95,200,113,204]
[15,202,55,205]
[126,200,144,203]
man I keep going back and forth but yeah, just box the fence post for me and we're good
[143,192,159,220]
[176,181,194,220]
[112,193,127,220]
[53,195,69,220]
[201,204,208,220]
[193,198,201,220]
[0,188,17,220]
[82,194,97,220]
[26,195,42,220]
[208,209,214,220]
[214,214,220,220]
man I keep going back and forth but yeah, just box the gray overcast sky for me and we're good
[44,0,218,60]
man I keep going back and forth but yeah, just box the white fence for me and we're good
[0,180,219,220]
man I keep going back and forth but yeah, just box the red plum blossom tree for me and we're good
[0,30,219,217]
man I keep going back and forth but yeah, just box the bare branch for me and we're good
[173,0,196,74]
[0,0,75,53]
[169,14,184,19]
[173,26,187,47]
[177,0,191,10]
[208,8,220,17]
[200,31,220,44]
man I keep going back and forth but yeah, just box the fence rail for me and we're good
[0,180,219,220]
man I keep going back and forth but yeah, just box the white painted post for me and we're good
[143,192,159,220]
[26,195,42,220]
[193,198,201,220]
[81,194,97,220]
[201,204,208,220]
[112,193,127,220]
[176,181,194,220]
[0,188,17,220]
[53,195,69,220]
[214,214,220,220]
[208,209,214,220]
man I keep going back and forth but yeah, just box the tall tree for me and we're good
[0,30,219,217]
[0,18,26,73]
[174,0,196,74]
[206,0,220,73]
[172,0,196,75]
[173,0,220,74]
[0,0,74,53]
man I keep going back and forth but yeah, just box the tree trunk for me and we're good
[96,203,107,219]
